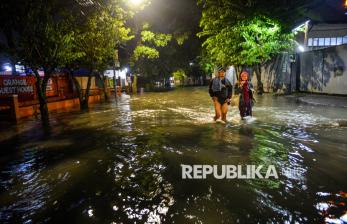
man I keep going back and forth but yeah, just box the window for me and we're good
[337,37,343,45]
[313,38,319,46]
[318,38,325,46]
[331,37,337,45]
[308,38,313,46]
[324,38,331,46]
[343,36,347,44]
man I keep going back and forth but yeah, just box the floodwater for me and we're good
[0,87,347,224]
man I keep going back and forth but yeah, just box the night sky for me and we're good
[307,0,347,23]
[0,0,346,67]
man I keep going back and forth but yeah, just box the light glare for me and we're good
[3,65,12,72]
[130,0,143,5]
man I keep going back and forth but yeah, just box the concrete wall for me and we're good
[251,44,347,95]
[251,53,296,94]
[300,44,347,94]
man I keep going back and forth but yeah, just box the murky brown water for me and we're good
[0,87,347,223]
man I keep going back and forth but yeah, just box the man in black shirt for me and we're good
[209,67,233,123]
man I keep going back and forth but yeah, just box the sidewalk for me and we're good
[297,94,347,108]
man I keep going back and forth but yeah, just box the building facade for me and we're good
[307,23,347,50]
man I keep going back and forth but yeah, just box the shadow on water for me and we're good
[0,88,347,223]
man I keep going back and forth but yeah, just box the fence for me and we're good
[251,44,347,95]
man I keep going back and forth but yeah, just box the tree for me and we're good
[122,0,202,87]
[200,15,294,93]
[172,69,186,85]
[198,0,318,94]
[130,26,172,79]
[18,0,83,122]
[1,0,89,122]
[0,0,136,120]
[72,1,133,109]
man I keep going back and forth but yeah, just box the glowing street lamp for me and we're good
[292,20,310,50]
[297,45,305,52]
[130,0,143,5]
[292,20,310,33]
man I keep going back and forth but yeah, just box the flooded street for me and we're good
[1,87,347,223]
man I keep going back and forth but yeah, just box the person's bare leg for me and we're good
[221,102,229,122]
[213,98,222,121]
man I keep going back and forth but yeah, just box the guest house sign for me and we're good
[0,76,36,101]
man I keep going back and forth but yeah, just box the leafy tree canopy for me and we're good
[123,0,202,81]
[198,0,317,67]
[74,0,133,72]
[200,16,294,66]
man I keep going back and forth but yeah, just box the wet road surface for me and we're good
[0,87,347,223]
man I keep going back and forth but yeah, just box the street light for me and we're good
[297,45,305,52]
[130,0,143,5]
[292,20,310,33]
[292,20,310,50]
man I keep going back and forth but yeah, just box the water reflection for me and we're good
[316,191,347,223]
[0,148,49,222]
[0,88,347,223]
[110,139,175,223]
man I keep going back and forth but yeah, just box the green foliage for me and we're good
[198,0,310,67]
[18,0,83,70]
[172,69,186,81]
[75,2,133,71]
[140,31,172,47]
[141,30,156,42]
[130,26,172,69]
[125,0,202,82]
[197,50,214,75]
[238,17,294,65]
[175,32,190,45]
[200,15,295,67]
[153,33,172,47]
[133,45,160,61]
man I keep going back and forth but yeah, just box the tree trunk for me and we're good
[235,65,242,81]
[34,69,50,123]
[102,75,109,101]
[72,77,82,101]
[80,74,92,110]
[254,64,264,95]
[71,74,89,111]
[132,75,137,94]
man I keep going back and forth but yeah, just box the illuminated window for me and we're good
[343,36,347,44]
[337,37,343,45]
[324,38,330,46]
[331,37,337,45]
[313,38,319,46]
[318,38,325,46]
[308,38,313,46]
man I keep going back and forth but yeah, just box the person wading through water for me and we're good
[236,71,255,120]
[209,66,233,123]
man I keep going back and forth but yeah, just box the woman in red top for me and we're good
[236,71,254,119]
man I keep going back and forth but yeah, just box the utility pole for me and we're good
[304,20,309,49]
[113,49,120,97]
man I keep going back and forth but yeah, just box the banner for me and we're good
[0,76,36,101]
